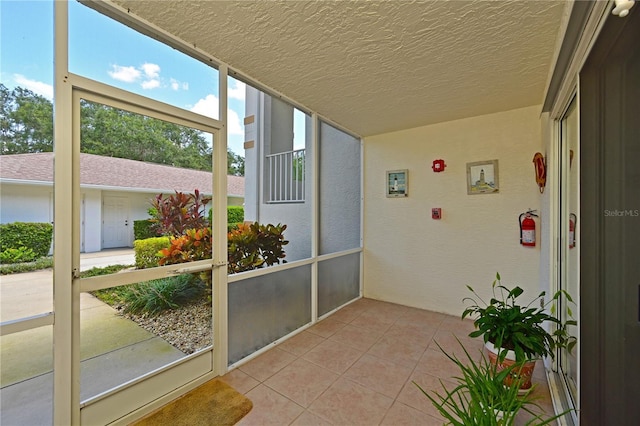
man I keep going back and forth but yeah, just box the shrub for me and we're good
[158,228,213,289]
[121,274,205,315]
[207,206,244,228]
[0,256,53,274]
[227,206,244,225]
[134,237,170,269]
[150,190,211,237]
[158,228,212,266]
[134,219,155,240]
[0,247,37,264]
[80,264,132,278]
[0,222,53,258]
[227,222,288,273]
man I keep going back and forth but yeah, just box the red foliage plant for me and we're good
[157,227,212,266]
[150,190,211,237]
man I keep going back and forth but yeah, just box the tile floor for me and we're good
[220,298,557,425]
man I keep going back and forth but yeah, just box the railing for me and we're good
[265,149,305,203]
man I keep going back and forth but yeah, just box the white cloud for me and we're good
[108,65,141,83]
[227,108,243,136]
[191,94,220,119]
[141,79,161,90]
[190,94,244,136]
[228,80,246,100]
[141,63,160,79]
[170,78,189,91]
[13,74,53,100]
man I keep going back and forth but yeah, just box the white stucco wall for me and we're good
[0,183,53,224]
[83,189,103,252]
[363,105,543,316]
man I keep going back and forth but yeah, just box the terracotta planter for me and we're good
[485,342,536,391]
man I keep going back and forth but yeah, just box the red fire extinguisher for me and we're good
[519,210,538,247]
[569,213,577,249]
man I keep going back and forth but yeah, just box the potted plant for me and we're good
[415,340,566,425]
[462,272,576,390]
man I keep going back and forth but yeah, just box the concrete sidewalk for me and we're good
[0,249,185,426]
[1,249,136,323]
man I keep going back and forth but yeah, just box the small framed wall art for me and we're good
[386,169,408,197]
[467,160,499,195]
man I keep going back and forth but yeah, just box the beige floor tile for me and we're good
[290,410,335,425]
[399,308,449,327]
[381,401,444,425]
[370,301,411,320]
[329,323,383,351]
[302,339,364,374]
[277,330,325,356]
[234,298,558,426]
[415,345,464,380]
[306,317,347,338]
[327,303,366,323]
[264,358,339,408]
[219,368,259,394]
[237,384,304,426]
[308,377,393,426]
[367,334,428,367]
[343,353,414,398]
[397,370,456,419]
[349,309,395,332]
[438,314,477,335]
[384,322,436,346]
[238,347,295,382]
[429,329,484,360]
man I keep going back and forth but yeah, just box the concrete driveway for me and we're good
[1,249,135,323]
[0,249,186,426]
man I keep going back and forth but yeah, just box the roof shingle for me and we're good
[0,153,244,197]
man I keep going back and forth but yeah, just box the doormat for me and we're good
[130,379,253,426]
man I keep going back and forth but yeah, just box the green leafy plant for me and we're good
[0,222,53,258]
[150,190,211,237]
[0,247,37,264]
[462,272,577,363]
[80,264,132,278]
[0,256,53,275]
[227,222,288,273]
[227,205,244,225]
[121,274,206,315]
[415,339,568,425]
[134,237,170,269]
[157,228,212,266]
[133,219,156,240]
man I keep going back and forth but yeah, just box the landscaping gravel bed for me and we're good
[120,300,213,355]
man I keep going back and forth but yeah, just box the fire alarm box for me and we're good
[432,159,446,172]
[432,208,442,219]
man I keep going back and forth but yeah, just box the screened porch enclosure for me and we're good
[229,81,362,366]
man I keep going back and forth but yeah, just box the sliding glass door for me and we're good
[558,96,578,416]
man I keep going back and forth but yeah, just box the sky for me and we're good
[0,0,271,156]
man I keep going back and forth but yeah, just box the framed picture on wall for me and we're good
[386,169,408,197]
[467,160,499,194]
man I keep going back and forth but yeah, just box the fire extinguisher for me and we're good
[569,213,577,249]
[519,210,538,247]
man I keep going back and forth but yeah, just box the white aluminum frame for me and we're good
[48,1,365,424]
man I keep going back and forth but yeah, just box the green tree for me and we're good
[1,85,245,175]
[0,84,53,154]
[227,150,245,176]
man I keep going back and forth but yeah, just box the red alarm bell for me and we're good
[432,159,446,172]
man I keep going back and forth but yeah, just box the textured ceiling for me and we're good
[107,0,566,137]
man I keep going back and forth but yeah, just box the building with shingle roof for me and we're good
[0,152,244,252]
